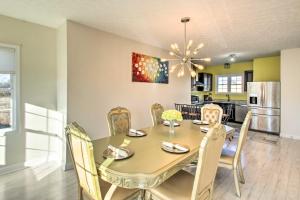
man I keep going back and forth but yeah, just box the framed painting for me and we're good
[132,52,169,84]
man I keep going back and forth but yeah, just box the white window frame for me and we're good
[215,74,244,94]
[0,43,20,136]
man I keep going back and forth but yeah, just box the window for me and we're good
[216,74,243,93]
[0,44,19,133]
[0,74,14,129]
[217,76,228,93]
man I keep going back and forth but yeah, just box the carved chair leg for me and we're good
[208,183,214,200]
[238,161,245,184]
[78,187,83,200]
[140,189,146,200]
[233,169,241,197]
[144,190,152,200]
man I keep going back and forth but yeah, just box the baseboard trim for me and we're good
[63,161,73,171]
[280,134,300,140]
[0,163,26,175]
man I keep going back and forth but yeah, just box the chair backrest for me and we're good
[150,103,164,126]
[107,107,131,136]
[65,122,102,200]
[201,104,223,124]
[191,124,226,200]
[233,111,252,166]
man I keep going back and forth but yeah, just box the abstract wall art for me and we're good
[132,52,169,84]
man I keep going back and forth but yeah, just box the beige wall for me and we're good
[0,15,57,170]
[281,48,300,139]
[67,21,190,139]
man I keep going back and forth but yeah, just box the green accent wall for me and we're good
[192,61,253,101]
[253,56,280,81]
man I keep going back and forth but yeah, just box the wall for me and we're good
[281,48,300,139]
[192,61,253,101]
[0,15,58,171]
[66,21,190,140]
[253,56,280,81]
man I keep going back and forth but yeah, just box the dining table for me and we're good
[92,120,235,189]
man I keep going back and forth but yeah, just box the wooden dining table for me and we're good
[92,120,235,189]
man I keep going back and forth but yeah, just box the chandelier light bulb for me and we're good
[187,40,193,50]
[197,43,204,49]
[171,44,176,50]
[186,50,191,56]
[191,71,196,77]
[169,51,175,56]
[201,58,211,62]
[196,64,204,70]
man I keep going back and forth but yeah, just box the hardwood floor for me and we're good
[0,130,299,200]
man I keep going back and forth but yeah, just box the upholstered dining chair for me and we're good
[218,111,252,197]
[201,104,223,124]
[146,124,226,200]
[107,107,131,136]
[65,122,139,200]
[150,103,164,126]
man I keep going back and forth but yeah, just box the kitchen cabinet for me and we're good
[197,73,212,91]
[244,70,253,91]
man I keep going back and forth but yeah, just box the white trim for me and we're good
[280,134,300,140]
[0,163,26,175]
[215,73,244,94]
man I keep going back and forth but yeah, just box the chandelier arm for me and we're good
[161,58,182,61]
[190,58,210,61]
[188,60,197,67]
[171,52,184,60]
[190,58,204,61]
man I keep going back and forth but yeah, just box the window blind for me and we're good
[0,46,16,72]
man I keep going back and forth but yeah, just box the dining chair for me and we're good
[65,122,139,200]
[221,104,233,125]
[201,104,223,124]
[218,111,252,197]
[150,103,164,126]
[107,107,131,136]
[146,123,226,200]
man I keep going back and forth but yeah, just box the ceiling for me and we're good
[1,0,300,65]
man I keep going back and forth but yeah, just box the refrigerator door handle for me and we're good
[262,84,264,107]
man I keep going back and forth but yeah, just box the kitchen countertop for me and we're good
[193,99,247,106]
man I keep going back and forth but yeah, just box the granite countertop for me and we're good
[194,99,247,106]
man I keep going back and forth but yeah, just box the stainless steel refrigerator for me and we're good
[247,82,280,134]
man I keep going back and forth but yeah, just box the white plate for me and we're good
[200,127,210,133]
[192,120,209,125]
[127,129,147,137]
[103,147,134,160]
[161,142,190,154]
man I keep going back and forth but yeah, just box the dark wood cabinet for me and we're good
[197,73,212,91]
[244,70,253,91]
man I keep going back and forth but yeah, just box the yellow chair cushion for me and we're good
[149,170,194,200]
[99,179,138,200]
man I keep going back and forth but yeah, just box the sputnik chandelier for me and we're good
[166,17,211,77]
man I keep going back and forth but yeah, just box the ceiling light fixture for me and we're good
[165,17,211,77]
[228,54,236,62]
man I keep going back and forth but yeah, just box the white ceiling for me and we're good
[1,0,300,65]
